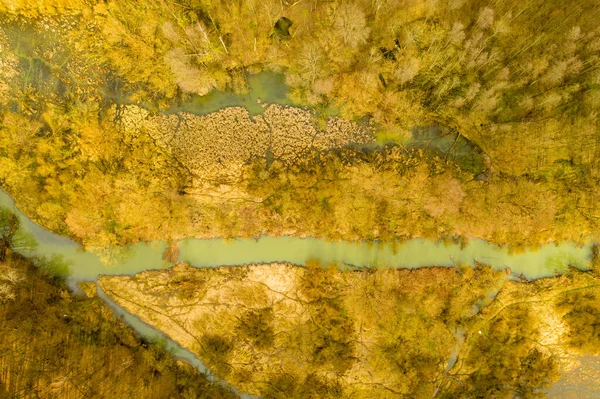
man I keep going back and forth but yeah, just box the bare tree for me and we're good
[334,3,370,49]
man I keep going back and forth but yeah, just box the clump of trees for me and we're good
[556,289,600,354]
[0,250,236,399]
[447,304,559,398]
[200,334,234,378]
[0,207,36,262]
[235,307,275,349]
[99,261,574,398]
[0,207,36,302]
[300,261,356,374]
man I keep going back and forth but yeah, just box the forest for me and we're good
[0,209,235,398]
[0,0,598,249]
[1,0,600,397]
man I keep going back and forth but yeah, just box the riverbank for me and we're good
[97,260,600,398]
[1,186,593,283]
[1,185,598,398]
[0,251,236,398]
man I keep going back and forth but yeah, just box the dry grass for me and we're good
[120,104,373,182]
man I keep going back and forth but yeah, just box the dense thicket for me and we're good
[0,251,236,399]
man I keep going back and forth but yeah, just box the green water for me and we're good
[170,72,294,116]
[0,189,592,282]
[179,236,590,279]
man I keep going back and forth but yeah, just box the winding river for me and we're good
[0,188,591,284]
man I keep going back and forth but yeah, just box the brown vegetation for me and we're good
[123,103,371,182]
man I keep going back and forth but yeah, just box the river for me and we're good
[1,183,594,398]
[0,188,591,284]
